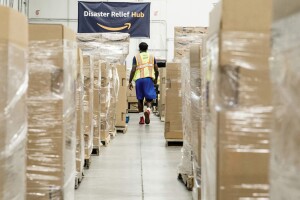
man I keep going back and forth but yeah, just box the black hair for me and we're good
[139,42,148,52]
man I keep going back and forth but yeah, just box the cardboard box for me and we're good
[174,27,207,61]
[29,24,75,41]
[27,23,77,200]
[0,6,28,47]
[29,24,76,69]
[164,129,183,139]
[209,0,272,36]
[202,2,273,199]
[93,127,101,148]
[116,65,128,127]
[189,44,202,165]
[208,0,272,108]
[217,110,270,199]
[101,130,110,141]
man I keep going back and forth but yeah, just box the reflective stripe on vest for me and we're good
[133,52,155,81]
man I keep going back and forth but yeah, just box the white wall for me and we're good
[27,0,214,64]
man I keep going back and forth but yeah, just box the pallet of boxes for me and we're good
[75,48,85,188]
[27,24,77,199]
[165,27,207,147]
[108,63,119,138]
[158,67,166,121]
[164,62,183,145]
[78,33,130,146]
[115,64,128,133]
[81,53,94,167]
[92,56,102,155]
[0,6,28,199]
[172,26,207,191]
[200,1,273,199]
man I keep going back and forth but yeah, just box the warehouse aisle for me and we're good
[75,113,192,200]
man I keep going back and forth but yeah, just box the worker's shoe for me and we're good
[139,116,145,125]
[144,109,151,125]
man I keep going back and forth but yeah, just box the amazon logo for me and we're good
[97,23,131,31]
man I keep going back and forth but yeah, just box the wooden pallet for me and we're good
[178,173,194,191]
[110,130,117,138]
[165,139,183,147]
[128,102,139,113]
[84,157,91,169]
[116,125,128,134]
[101,134,111,147]
[75,170,84,189]
[91,146,100,156]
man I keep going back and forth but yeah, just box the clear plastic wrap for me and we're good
[178,57,193,176]
[178,44,203,179]
[164,63,183,139]
[0,41,27,200]
[27,40,77,199]
[202,30,272,200]
[192,158,201,200]
[82,53,94,158]
[77,32,129,64]
[174,27,207,62]
[115,64,127,127]
[93,58,101,149]
[189,44,203,165]
[269,12,300,200]
[77,33,128,143]
[76,49,85,177]
[108,64,120,134]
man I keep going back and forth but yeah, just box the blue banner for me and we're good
[78,2,150,38]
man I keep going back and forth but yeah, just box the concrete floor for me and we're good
[75,113,192,200]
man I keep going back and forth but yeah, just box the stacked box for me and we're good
[189,45,202,165]
[0,6,28,200]
[174,27,207,61]
[202,1,272,199]
[77,33,130,142]
[116,64,128,127]
[27,24,77,199]
[76,48,85,176]
[191,44,204,200]
[100,62,111,141]
[270,1,300,199]
[83,54,94,158]
[159,68,166,120]
[108,64,119,134]
[178,44,205,190]
[93,59,101,149]
[164,63,183,140]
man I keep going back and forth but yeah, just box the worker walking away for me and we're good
[128,42,159,125]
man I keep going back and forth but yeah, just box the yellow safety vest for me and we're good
[133,52,155,81]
